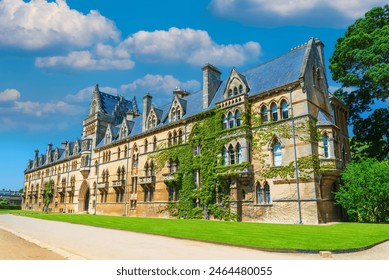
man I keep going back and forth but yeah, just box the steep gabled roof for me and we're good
[99,92,133,115]
[317,109,334,126]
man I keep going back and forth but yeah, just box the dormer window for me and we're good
[170,101,182,122]
[105,133,111,144]
[147,112,157,130]
[239,85,243,94]
[172,109,177,121]
[233,87,238,95]
[120,126,127,139]
[73,144,79,155]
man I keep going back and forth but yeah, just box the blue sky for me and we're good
[0,0,386,190]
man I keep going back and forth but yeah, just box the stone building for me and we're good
[22,38,350,224]
[0,189,22,206]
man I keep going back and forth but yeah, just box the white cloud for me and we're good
[0,88,87,132]
[66,85,118,102]
[121,27,261,66]
[36,27,259,70]
[35,48,135,70]
[13,100,84,117]
[120,74,201,96]
[0,89,21,101]
[0,0,119,51]
[209,0,387,27]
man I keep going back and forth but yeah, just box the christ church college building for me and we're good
[22,38,350,224]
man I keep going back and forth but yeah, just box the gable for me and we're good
[223,68,249,98]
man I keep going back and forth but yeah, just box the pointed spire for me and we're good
[94,83,100,93]
[132,96,139,114]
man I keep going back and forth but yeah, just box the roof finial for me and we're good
[94,83,99,93]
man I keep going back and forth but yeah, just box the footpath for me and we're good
[0,214,388,260]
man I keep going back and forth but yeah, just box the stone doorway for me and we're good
[78,181,90,213]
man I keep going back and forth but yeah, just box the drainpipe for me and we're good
[124,141,130,216]
[65,163,70,214]
[94,150,100,215]
[289,87,302,224]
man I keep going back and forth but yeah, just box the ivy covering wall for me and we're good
[151,100,332,221]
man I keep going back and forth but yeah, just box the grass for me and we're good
[5,211,389,252]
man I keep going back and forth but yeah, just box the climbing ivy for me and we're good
[152,101,329,221]
[151,107,245,221]
[43,179,54,212]
[251,113,325,182]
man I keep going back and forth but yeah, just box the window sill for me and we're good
[253,203,273,207]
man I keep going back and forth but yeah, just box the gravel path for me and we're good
[0,214,387,260]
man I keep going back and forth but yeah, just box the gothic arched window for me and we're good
[222,114,228,129]
[222,147,228,166]
[261,106,268,123]
[271,103,278,121]
[228,112,234,128]
[323,133,329,158]
[236,143,242,164]
[228,145,235,165]
[273,141,282,166]
[281,100,289,119]
[235,110,241,127]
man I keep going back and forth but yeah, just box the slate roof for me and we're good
[317,109,335,126]
[99,91,134,115]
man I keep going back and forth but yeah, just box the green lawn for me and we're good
[7,211,389,252]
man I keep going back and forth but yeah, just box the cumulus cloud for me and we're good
[120,27,261,66]
[0,89,21,101]
[0,87,86,132]
[65,85,118,102]
[0,0,119,51]
[37,27,261,70]
[120,74,201,96]
[13,100,84,117]
[35,48,135,70]
[209,0,387,27]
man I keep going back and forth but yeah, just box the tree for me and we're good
[0,198,10,206]
[43,180,54,212]
[335,159,389,223]
[329,5,389,160]
[351,108,389,161]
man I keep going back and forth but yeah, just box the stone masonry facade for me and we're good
[22,38,350,224]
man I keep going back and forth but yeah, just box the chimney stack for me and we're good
[142,93,152,131]
[202,63,221,109]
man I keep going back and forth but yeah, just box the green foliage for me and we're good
[151,107,242,221]
[252,117,323,181]
[43,179,54,212]
[335,159,389,223]
[351,109,389,161]
[0,198,10,206]
[0,205,21,210]
[329,5,389,160]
